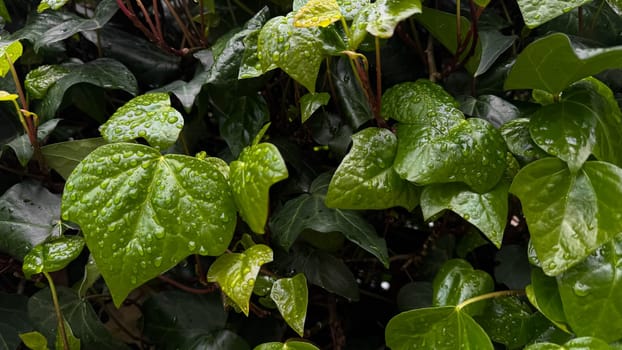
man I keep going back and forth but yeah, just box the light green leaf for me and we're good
[504,33,622,94]
[294,0,343,27]
[500,118,549,164]
[300,92,330,123]
[61,143,237,306]
[37,0,70,12]
[432,259,494,316]
[6,119,60,167]
[525,337,611,350]
[421,181,509,248]
[516,0,590,28]
[556,236,622,342]
[230,142,288,233]
[0,40,22,78]
[510,158,622,275]
[326,127,420,211]
[385,306,494,350]
[207,244,273,316]
[254,341,320,350]
[99,93,184,150]
[25,65,70,99]
[365,0,422,38]
[19,331,48,350]
[22,236,84,279]
[526,268,571,333]
[270,274,308,336]
[41,138,109,180]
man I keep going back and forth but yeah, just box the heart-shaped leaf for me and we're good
[22,236,85,279]
[207,244,273,316]
[525,337,611,350]
[526,268,571,333]
[99,93,184,150]
[61,143,237,306]
[432,259,494,316]
[385,306,494,350]
[0,40,22,77]
[255,341,320,350]
[25,64,70,99]
[300,92,330,123]
[6,119,60,167]
[326,127,420,211]
[516,0,590,28]
[501,118,549,164]
[510,158,622,275]
[41,138,109,179]
[230,142,288,233]
[364,0,422,38]
[215,95,270,158]
[459,94,520,128]
[294,0,343,27]
[421,181,509,248]
[270,274,308,336]
[475,297,537,349]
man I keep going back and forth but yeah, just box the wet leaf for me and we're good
[432,259,494,316]
[41,138,109,180]
[385,306,493,350]
[0,40,22,77]
[459,94,520,128]
[207,244,274,316]
[294,0,343,27]
[152,72,207,113]
[326,127,420,211]
[230,142,288,233]
[37,0,70,12]
[61,143,237,306]
[6,119,60,167]
[501,118,549,164]
[525,337,611,350]
[216,95,270,158]
[300,92,330,123]
[270,274,308,336]
[476,31,516,77]
[526,268,571,333]
[330,57,373,128]
[22,236,84,279]
[475,297,536,349]
[510,158,622,275]
[337,0,368,20]
[100,93,183,150]
[9,10,74,53]
[25,65,70,99]
[365,0,422,38]
[254,341,319,350]
[495,244,532,290]
[74,254,99,297]
[0,181,61,259]
[516,0,590,28]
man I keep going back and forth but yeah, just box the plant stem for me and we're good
[162,0,198,47]
[374,36,382,118]
[456,0,461,50]
[9,58,27,111]
[456,290,526,311]
[43,272,70,350]
[339,17,350,40]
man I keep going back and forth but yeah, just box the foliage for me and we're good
[0,0,622,349]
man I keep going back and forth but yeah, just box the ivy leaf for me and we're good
[270,274,308,336]
[61,143,237,306]
[459,94,520,128]
[510,158,622,275]
[37,0,70,12]
[556,236,622,342]
[0,293,32,350]
[326,127,420,211]
[516,0,590,28]
[337,0,368,20]
[300,92,330,123]
[41,138,109,180]
[99,93,184,150]
[0,181,61,259]
[501,118,549,164]
[385,306,494,350]
[0,40,22,77]
[504,33,622,94]
[432,259,494,316]
[215,95,270,158]
[255,341,319,350]
[421,182,509,248]
[55,318,80,350]
[25,65,70,99]
[365,0,422,38]
[152,72,207,113]
[475,297,537,349]
[207,244,274,316]
[230,142,288,233]
[22,236,85,279]
[526,268,571,333]
[331,57,373,128]
[5,119,60,167]
[294,0,343,28]
[525,337,611,350]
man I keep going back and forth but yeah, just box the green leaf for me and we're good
[19,331,48,350]
[432,259,494,316]
[556,236,622,342]
[207,244,274,316]
[182,330,249,350]
[152,72,207,113]
[500,118,549,164]
[300,92,330,123]
[41,138,109,180]
[331,57,373,128]
[459,94,520,128]
[475,30,516,77]
[215,95,270,158]
[99,93,184,150]
[40,58,138,119]
[74,255,99,297]
[396,282,433,311]
[270,274,308,336]
[0,181,61,259]
[25,65,70,99]
[6,119,60,167]
[0,293,32,350]
[385,306,494,350]
[337,0,368,20]
[254,341,319,350]
[0,0,11,23]
[504,33,622,94]
[0,40,22,78]
[326,127,420,211]
[526,268,571,333]
[475,297,537,349]
[525,337,612,350]
[516,0,590,28]
[510,158,622,275]
[421,181,509,248]
[61,143,237,306]
[365,0,422,38]
[494,244,532,290]
[294,0,343,27]
[8,10,75,53]
[22,236,84,279]
[55,317,80,350]
[37,0,70,12]
[230,142,288,233]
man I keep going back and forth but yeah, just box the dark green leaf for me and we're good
[0,181,61,259]
[396,282,433,311]
[185,330,249,350]
[326,127,420,211]
[459,94,520,128]
[270,274,308,336]
[0,292,31,350]
[61,143,237,306]
[456,229,490,258]
[526,268,571,333]
[6,119,60,167]
[41,138,109,180]
[300,92,330,123]
[475,30,516,76]
[331,57,373,128]
[494,244,532,290]
[56,317,80,350]
[385,306,494,350]
[207,244,273,315]
[216,95,270,158]
[152,72,207,113]
[525,337,611,350]
[22,236,84,279]
[432,259,494,316]
[230,142,288,233]
[25,65,70,99]
[510,158,622,275]
[254,340,319,350]
[476,297,536,349]
[0,0,10,23]
[501,118,549,164]
[516,0,590,28]
[9,11,75,53]
[365,0,422,38]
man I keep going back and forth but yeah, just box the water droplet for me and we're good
[573,281,591,296]
[154,257,162,267]
[154,227,165,239]
[167,116,178,124]
[138,130,146,137]
[463,214,471,220]
[188,241,196,250]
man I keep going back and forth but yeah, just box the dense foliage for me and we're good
[1,0,622,349]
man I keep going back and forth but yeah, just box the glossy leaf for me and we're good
[255,341,319,350]
[100,93,183,150]
[216,95,270,158]
[476,30,515,77]
[556,236,622,342]
[525,337,611,350]
[270,274,308,336]
[331,57,373,128]
[504,33,622,93]
[22,236,85,279]
[516,0,590,28]
[0,40,22,77]
[40,58,138,119]
[494,245,532,290]
[37,0,70,12]
[41,138,108,180]
[364,0,422,38]
[396,282,433,311]
[421,181,509,248]
[326,127,420,211]
[294,0,342,27]
[153,72,207,113]
[0,181,61,259]
[207,244,274,316]
[526,268,571,333]
[510,158,622,275]
[25,65,70,99]
[432,259,494,316]
[230,142,288,233]
[501,118,549,164]
[385,306,493,350]
[475,297,536,349]
[6,119,60,167]
[61,143,237,306]
[300,92,329,123]
[459,94,520,128]
[8,10,74,52]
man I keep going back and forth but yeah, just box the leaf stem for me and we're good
[8,58,27,111]
[374,36,382,118]
[340,17,351,41]
[456,289,525,311]
[43,272,70,350]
